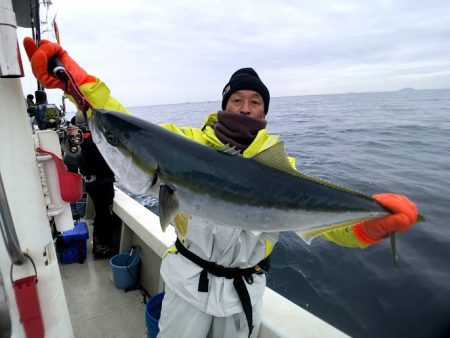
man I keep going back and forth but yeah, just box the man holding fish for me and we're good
[24,38,418,338]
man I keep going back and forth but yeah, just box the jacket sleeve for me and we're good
[69,78,132,117]
[159,123,207,143]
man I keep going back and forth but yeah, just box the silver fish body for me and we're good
[90,109,390,239]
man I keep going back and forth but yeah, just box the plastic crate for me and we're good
[57,221,89,264]
[70,195,87,219]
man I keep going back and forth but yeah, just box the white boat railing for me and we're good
[113,188,349,338]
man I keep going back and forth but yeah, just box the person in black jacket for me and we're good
[26,94,35,108]
[75,112,121,259]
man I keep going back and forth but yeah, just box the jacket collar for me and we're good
[200,112,279,158]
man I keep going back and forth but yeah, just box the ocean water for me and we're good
[126,89,450,338]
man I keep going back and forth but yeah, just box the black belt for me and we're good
[175,238,265,337]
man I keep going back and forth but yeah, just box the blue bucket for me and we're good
[145,292,164,338]
[109,251,140,290]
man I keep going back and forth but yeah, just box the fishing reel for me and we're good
[28,103,63,130]
[60,124,84,158]
[27,90,64,131]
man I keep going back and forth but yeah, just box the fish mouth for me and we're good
[89,110,158,196]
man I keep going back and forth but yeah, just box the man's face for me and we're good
[225,90,265,120]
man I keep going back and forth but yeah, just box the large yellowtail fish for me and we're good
[89,109,398,246]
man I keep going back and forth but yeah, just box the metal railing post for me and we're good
[0,171,25,265]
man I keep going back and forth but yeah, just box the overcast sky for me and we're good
[18,0,450,108]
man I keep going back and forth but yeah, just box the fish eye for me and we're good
[106,132,117,146]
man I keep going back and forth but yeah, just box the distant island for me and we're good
[399,87,416,92]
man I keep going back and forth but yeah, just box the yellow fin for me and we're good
[251,142,298,175]
[251,142,372,200]
[173,212,192,239]
[296,219,369,243]
[251,142,371,199]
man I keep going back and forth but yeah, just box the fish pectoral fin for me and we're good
[159,185,179,232]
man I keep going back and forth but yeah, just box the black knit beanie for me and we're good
[221,68,270,114]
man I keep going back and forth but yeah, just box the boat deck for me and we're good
[58,224,146,338]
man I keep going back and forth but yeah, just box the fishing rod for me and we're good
[27,1,74,134]
[31,0,43,91]
[47,55,93,121]
[31,0,60,91]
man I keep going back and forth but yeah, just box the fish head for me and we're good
[89,109,158,195]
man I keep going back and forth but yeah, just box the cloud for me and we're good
[18,0,450,108]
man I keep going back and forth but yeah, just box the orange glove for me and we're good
[354,193,418,244]
[23,37,96,90]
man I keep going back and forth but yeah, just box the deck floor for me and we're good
[58,225,146,338]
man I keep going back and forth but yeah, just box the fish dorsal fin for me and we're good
[294,171,371,198]
[251,142,298,175]
[218,144,242,156]
[252,142,371,198]
[159,185,179,231]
